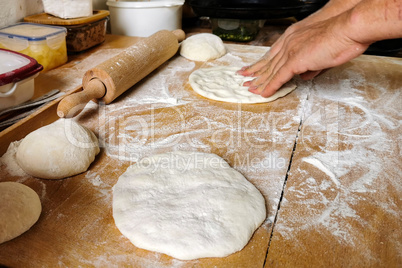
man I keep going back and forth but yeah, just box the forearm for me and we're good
[304,0,364,24]
[343,0,402,43]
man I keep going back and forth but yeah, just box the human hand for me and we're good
[238,19,307,79]
[237,15,369,97]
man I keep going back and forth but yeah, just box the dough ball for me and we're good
[0,182,41,244]
[180,33,226,61]
[113,151,266,260]
[189,66,297,103]
[16,119,100,179]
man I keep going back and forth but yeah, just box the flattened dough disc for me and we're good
[113,151,266,260]
[189,66,296,103]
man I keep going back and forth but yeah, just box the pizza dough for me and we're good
[189,66,297,103]
[16,119,100,179]
[180,33,226,61]
[113,151,266,260]
[0,182,41,244]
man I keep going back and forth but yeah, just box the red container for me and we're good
[0,49,43,110]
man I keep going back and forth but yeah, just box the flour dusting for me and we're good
[85,170,113,202]
[0,140,26,177]
[302,157,340,186]
[274,62,402,257]
[71,45,302,266]
[2,42,398,266]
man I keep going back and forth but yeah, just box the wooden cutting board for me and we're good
[0,35,299,267]
[24,10,110,25]
[0,35,400,267]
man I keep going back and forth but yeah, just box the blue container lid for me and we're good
[0,22,66,41]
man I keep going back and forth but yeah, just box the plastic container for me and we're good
[210,18,265,42]
[0,49,43,110]
[64,17,108,52]
[0,23,67,71]
[24,10,110,53]
[106,0,184,37]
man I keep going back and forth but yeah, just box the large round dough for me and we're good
[113,151,266,260]
[0,182,41,244]
[16,119,100,179]
[180,33,226,61]
[189,66,297,103]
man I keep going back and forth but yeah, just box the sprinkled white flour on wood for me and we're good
[302,157,340,186]
[1,42,399,266]
[0,43,293,267]
[66,44,302,265]
[0,141,26,177]
[272,60,402,261]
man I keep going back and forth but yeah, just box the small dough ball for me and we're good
[0,182,41,244]
[180,33,226,61]
[16,119,100,179]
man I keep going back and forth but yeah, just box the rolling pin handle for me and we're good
[57,78,106,118]
[172,29,186,42]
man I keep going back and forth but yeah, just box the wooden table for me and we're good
[0,33,400,267]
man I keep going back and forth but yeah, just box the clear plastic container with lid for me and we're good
[24,10,110,53]
[0,23,67,71]
[0,48,43,110]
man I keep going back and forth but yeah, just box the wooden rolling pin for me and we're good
[57,29,186,118]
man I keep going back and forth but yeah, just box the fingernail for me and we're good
[248,86,258,92]
[237,68,248,75]
[243,72,255,77]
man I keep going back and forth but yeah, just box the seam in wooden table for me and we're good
[263,115,303,266]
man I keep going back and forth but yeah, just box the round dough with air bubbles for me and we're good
[0,182,41,244]
[16,119,100,179]
[189,66,297,103]
[113,151,266,260]
[180,33,226,61]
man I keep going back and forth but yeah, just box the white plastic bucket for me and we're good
[106,0,184,37]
